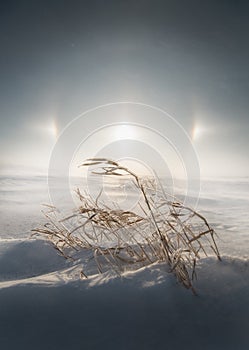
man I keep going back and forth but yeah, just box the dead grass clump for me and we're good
[32,158,221,293]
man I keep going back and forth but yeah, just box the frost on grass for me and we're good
[32,158,221,294]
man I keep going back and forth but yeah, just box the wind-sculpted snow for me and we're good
[0,239,248,350]
[0,175,248,349]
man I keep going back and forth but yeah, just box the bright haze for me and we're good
[1,0,249,178]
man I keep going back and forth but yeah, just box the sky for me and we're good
[0,0,249,178]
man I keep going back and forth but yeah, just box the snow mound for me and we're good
[0,255,248,350]
[0,239,67,281]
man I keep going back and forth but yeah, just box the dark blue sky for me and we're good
[1,0,249,176]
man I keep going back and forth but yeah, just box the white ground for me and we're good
[0,175,248,349]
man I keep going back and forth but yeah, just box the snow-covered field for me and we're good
[0,175,248,349]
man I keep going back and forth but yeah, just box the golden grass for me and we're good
[32,158,221,294]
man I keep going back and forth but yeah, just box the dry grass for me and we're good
[32,158,221,294]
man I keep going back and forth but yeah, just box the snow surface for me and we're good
[0,175,248,349]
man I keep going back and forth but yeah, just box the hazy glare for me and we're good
[1,0,249,178]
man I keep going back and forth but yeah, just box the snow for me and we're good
[0,175,248,349]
